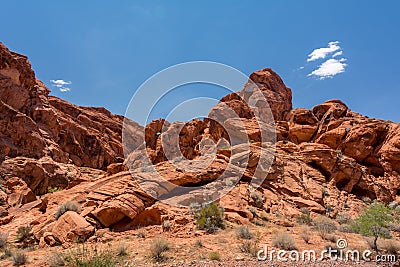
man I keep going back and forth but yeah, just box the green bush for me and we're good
[55,201,81,220]
[195,202,224,233]
[352,201,394,251]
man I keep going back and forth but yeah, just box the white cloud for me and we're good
[308,58,347,79]
[332,51,343,58]
[307,41,341,62]
[50,79,72,92]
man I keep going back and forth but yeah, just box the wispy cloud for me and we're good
[50,79,72,92]
[307,41,341,62]
[308,58,347,79]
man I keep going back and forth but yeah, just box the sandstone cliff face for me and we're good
[0,43,399,246]
[0,43,143,171]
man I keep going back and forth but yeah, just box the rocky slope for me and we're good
[0,42,399,250]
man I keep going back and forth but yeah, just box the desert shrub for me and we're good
[300,228,311,244]
[55,201,80,220]
[260,212,269,222]
[47,253,65,267]
[65,245,116,267]
[195,202,224,233]
[313,216,337,240]
[116,243,128,257]
[253,219,265,226]
[12,251,27,266]
[195,239,203,247]
[0,231,8,248]
[338,224,354,233]
[150,238,170,262]
[325,234,337,243]
[297,208,312,225]
[239,240,259,257]
[208,251,221,261]
[16,226,32,243]
[137,230,146,238]
[272,233,297,250]
[352,201,394,251]
[250,191,263,207]
[387,222,400,232]
[1,248,12,260]
[335,212,352,225]
[381,240,400,255]
[236,226,253,240]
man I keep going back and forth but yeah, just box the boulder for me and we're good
[52,211,94,243]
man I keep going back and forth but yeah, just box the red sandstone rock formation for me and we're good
[0,43,399,246]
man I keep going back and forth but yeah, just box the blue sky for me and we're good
[2,1,399,123]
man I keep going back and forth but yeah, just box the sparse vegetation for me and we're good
[272,233,297,250]
[352,201,394,251]
[47,253,65,267]
[300,228,311,244]
[335,212,352,225]
[16,226,32,243]
[381,240,400,255]
[116,243,128,257]
[195,202,225,233]
[296,208,312,225]
[12,251,27,266]
[195,239,203,248]
[208,251,221,261]
[338,224,354,233]
[137,230,146,238]
[236,226,253,240]
[0,231,8,248]
[1,248,12,260]
[239,240,259,257]
[150,238,170,262]
[313,216,337,240]
[55,201,81,220]
[65,245,116,267]
[253,218,265,226]
[260,212,269,222]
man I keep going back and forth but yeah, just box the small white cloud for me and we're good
[50,79,72,92]
[332,51,343,58]
[307,41,341,62]
[308,58,347,79]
